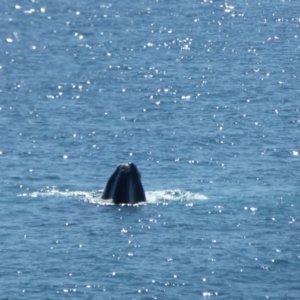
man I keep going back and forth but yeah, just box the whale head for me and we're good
[101,163,146,204]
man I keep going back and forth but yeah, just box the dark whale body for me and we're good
[101,163,146,204]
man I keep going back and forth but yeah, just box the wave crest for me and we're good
[18,187,207,204]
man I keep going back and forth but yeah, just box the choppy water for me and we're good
[1,0,300,299]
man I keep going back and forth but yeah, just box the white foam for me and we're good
[146,189,207,203]
[18,187,207,205]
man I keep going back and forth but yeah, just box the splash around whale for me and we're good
[101,163,146,204]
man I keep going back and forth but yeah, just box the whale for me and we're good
[101,163,146,204]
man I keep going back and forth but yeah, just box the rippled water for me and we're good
[1,0,300,299]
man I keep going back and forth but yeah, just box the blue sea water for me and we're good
[1,0,300,299]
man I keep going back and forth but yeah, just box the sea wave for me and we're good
[18,187,208,205]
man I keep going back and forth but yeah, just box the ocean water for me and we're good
[1,0,299,299]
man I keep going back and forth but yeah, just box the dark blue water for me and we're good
[1,0,300,299]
